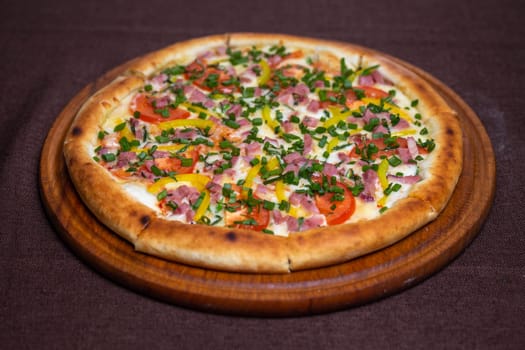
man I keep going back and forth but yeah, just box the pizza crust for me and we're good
[64,75,156,242]
[63,33,463,273]
[135,219,290,273]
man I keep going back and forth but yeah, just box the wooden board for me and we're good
[39,54,495,317]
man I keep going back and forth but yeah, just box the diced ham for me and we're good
[277,92,294,106]
[313,80,325,88]
[154,95,171,109]
[407,137,419,158]
[322,163,339,177]
[189,88,215,108]
[284,152,303,164]
[244,142,261,157]
[303,134,313,155]
[307,100,320,113]
[116,151,137,168]
[205,181,222,202]
[363,109,377,123]
[301,214,325,231]
[373,124,389,135]
[391,118,410,130]
[397,148,412,163]
[268,55,283,67]
[264,137,279,147]
[226,104,242,118]
[130,118,144,140]
[282,121,294,133]
[284,163,300,175]
[338,152,352,163]
[273,210,286,224]
[387,175,421,184]
[174,129,198,139]
[302,116,318,128]
[371,70,385,84]
[358,74,375,86]
[289,193,319,215]
[294,83,310,97]
[360,169,378,202]
[286,216,299,232]
[255,184,269,197]
[152,150,171,159]
[148,73,168,91]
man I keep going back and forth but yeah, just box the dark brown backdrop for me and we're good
[1,0,523,349]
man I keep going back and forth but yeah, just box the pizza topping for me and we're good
[92,42,436,235]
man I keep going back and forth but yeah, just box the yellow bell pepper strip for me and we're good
[158,118,214,131]
[193,191,210,221]
[242,163,262,198]
[323,106,351,128]
[266,157,280,171]
[377,158,389,190]
[274,180,299,217]
[327,137,340,153]
[377,158,389,208]
[147,174,211,194]
[361,98,414,123]
[147,174,212,221]
[391,129,417,137]
[181,102,223,119]
[275,180,286,202]
[133,144,189,154]
[261,105,280,131]
[377,194,388,208]
[257,59,272,86]
[323,101,365,129]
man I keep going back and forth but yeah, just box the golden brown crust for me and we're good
[360,53,463,213]
[64,75,157,242]
[135,219,290,273]
[287,197,436,270]
[64,33,463,273]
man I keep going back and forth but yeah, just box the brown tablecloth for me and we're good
[1,0,523,348]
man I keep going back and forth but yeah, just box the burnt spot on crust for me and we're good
[140,215,150,226]
[225,231,237,242]
[446,127,455,136]
[71,126,82,136]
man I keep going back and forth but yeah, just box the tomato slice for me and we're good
[223,188,270,231]
[354,85,389,99]
[224,203,270,231]
[315,182,355,225]
[185,60,235,93]
[349,138,395,160]
[132,94,190,123]
[153,149,199,175]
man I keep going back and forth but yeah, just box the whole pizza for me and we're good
[63,33,463,273]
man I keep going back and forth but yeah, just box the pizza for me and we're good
[63,33,462,273]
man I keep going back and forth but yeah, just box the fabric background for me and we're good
[1,0,523,349]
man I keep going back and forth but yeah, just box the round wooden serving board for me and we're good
[40,52,495,316]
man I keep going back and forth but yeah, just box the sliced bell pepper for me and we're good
[261,105,280,131]
[257,59,272,86]
[158,118,214,131]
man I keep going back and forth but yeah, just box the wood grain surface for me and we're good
[39,53,496,316]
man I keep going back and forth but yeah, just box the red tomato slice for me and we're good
[315,182,356,225]
[153,149,198,175]
[185,60,235,93]
[224,200,270,231]
[355,85,389,99]
[222,186,270,231]
[132,94,190,123]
